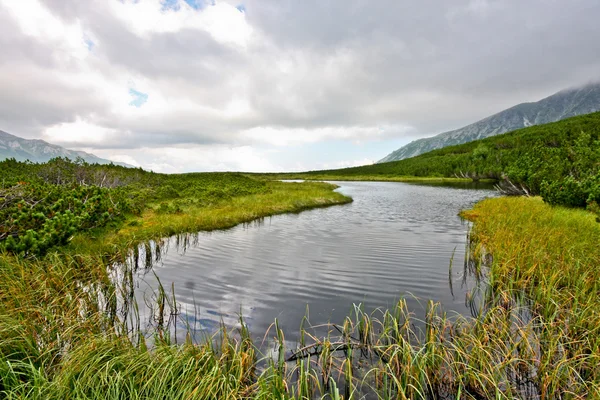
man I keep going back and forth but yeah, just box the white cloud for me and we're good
[90,145,282,173]
[109,0,253,48]
[105,154,141,168]
[2,0,90,60]
[318,158,375,170]
[242,125,412,147]
[43,119,120,145]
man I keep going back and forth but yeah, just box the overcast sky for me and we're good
[1,0,599,172]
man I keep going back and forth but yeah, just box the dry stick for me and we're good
[287,332,392,364]
[286,341,363,362]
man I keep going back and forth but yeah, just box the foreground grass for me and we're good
[274,197,600,399]
[2,190,600,398]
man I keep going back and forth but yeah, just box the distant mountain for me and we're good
[0,129,132,167]
[379,82,600,162]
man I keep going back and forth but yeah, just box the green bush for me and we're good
[540,177,588,208]
[0,158,268,256]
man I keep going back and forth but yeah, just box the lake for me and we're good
[122,181,496,343]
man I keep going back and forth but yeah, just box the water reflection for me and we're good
[114,181,497,343]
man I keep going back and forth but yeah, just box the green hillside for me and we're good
[275,112,600,209]
[378,82,600,162]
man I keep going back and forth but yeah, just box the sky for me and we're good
[1,0,599,173]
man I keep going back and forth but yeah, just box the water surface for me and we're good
[127,181,496,341]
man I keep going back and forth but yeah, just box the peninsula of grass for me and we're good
[0,158,351,260]
[66,180,352,258]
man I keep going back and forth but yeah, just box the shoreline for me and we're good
[248,173,498,184]
[65,180,352,259]
[2,185,599,398]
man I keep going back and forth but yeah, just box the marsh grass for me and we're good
[254,197,600,399]
[0,180,349,399]
[2,190,599,399]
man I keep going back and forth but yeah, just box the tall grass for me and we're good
[262,197,600,398]
[2,192,599,399]
[0,180,350,399]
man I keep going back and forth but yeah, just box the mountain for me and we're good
[379,82,600,162]
[0,129,132,167]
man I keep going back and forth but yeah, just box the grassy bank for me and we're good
[457,197,600,397]
[249,173,489,184]
[0,161,351,399]
[66,180,351,257]
[0,158,350,259]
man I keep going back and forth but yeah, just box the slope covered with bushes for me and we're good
[283,112,600,210]
[0,157,268,256]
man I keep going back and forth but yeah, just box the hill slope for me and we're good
[379,82,600,162]
[0,129,131,167]
[285,112,600,208]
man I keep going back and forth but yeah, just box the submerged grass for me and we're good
[2,184,599,398]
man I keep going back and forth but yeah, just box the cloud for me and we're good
[90,145,282,173]
[242,125,412,147]
[108,0,253,48]
[318,158,375,170]
[43,119,121,145]
[1,0,599,171]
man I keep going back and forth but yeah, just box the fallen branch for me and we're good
[286,341,363,362]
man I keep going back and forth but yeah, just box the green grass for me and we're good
[264,197,600,398]
[2,158,600,398]
[0,171,351,399]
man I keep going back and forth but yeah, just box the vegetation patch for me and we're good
[0,158,351,398]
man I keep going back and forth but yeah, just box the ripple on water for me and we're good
[128,181,496,341]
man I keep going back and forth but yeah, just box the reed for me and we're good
[2,192,599,399]
[249,196,600,399]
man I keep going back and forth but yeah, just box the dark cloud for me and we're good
[1,0,600,153]
[239,0,600,132]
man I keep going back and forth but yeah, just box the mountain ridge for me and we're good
[379,82,600,162]
[0,129,132,167]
